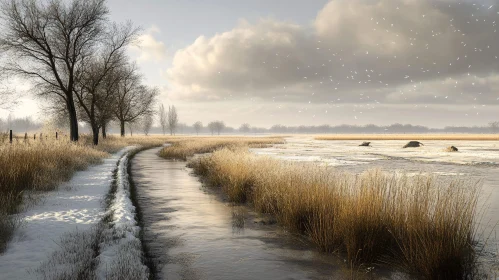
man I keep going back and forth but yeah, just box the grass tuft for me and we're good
[159,136,284,160]
[188,147,481,278]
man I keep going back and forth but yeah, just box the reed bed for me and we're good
[159,136,284,160]
[315,134,499,141]
[188,147,481,279]
[0,135,170,252]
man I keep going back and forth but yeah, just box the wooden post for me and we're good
[34,134,36,140]
[56,132,58,140]
[40,133,42,140]
[9,130,12,144]
[24,133,27,141]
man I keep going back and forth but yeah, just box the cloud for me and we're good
[131,25,167,63]
[166,0,499,108]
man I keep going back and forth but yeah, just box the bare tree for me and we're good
[127,121,135,137]
[142,114,153,136]
[113,64,158,136]
[193,121,202,135]
[214,121,225,135]
[97,69,122,139]
[0,79,19,109]
[74,22,138,145]
[208,121,225,135]
[159,104,168,135]
[167,105,178,135]
[0,0,110,142]
[207,121,216,135]
[239,123,250,134]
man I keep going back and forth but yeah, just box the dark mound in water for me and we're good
[359,142,371,147]
[403,141,424,148]
[445,146,459,152]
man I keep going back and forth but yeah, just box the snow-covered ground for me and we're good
[0,147,143,280]
[96,152,149,280]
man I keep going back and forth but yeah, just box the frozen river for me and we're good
[252,136,499,275]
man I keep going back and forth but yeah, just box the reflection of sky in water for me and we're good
[253,136,499,275]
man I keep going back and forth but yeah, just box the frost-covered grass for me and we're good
[29,148,150,280]
[315,134,499,141]
[159,136,284,160]
[188,147,482,279]
[0,135,168,253]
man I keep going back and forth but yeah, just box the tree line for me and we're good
[1,113,498,135]
[0,0,157,145]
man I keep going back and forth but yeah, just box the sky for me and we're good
[1,0,499,128]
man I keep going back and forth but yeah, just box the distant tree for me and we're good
[210,121,225,135]
[167,105,178,135]
[193,121,203,135]
[490,121,499,133]
[142,114,153,136]
[239,123,251,134]
[127,121,139,137]
[159,104,168,135]
[177,122,187,134]
[207,121,216,135]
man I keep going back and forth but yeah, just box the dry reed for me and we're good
[159,136,284,160]
[188,147,481,279]
[0,134,170,252]
[315,134,499,141]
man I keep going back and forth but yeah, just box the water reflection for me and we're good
[131,148,353,280]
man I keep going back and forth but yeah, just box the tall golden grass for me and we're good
[0,134,169,252]
[315,134,499,141]
[188,147,481,278]
[159,136,284,160]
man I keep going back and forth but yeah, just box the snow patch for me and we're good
[96,152,149,279]
[0,147,134,279]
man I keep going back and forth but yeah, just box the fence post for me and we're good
[34,134,36,140]
[9,130,12,144]
[56,132,58,140]
[24,133,27,141]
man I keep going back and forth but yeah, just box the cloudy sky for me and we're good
[2,0,499,128]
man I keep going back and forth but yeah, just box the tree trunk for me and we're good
[120,120,125,137]
[92,125,99,146]
[66,96,79,142]
[102,123,107,139]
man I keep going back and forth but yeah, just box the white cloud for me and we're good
[130,25,167,63]
[166,0,499,108]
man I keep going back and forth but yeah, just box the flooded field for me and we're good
[252,136,499,275]
[128,137,499,279]
[132,147,379,280]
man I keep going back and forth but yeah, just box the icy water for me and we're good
[252,136,499,275]
[132,148,387,280]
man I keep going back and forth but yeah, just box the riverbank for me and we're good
[157,138,481,279]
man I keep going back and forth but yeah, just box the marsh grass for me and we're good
[188,147,481,279]
[315,134,499,141]
[159,136,284,160]
[0,135,169,253]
